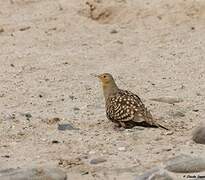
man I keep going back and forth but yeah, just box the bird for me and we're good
[96,73,167,129]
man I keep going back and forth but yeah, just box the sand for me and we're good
[0,0,205,179]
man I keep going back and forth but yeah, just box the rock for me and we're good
[150,97,183,104]
[58,123,79,131]
[19,26,31,31]
[0,166,67,180]
[110,29,118,34]
[1,155,10,158]
[164,131,174,136]
[0,28,4,33]
[45,117,61,125]
[52,140,60,144]
[69,95,77,100]
[169,111,185,118]
[90,158,107,165]
[58,158,83,168]
[149,170,173,180]
[192,124,205,144]
[135,167,174,180]
[164,154,205,173]
[135,167,159,180]
[118,147,126,151]
[3,113,16,120]
[73,107,80,111]
[20,113,32,120]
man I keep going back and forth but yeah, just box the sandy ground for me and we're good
[0,0,205,179]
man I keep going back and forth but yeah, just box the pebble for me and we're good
[58,123,79,131]
[135,167,173,180]
[0,166,67,180]
[52,140,60,144]
[135,167,159,180]
[164,154,205,173]
[192,124,205,144]
[73,107,80,111]
[0,28,4,33]
[149,170,173,180]
[88,151,96,155]
[90,158,107,165]
[46,117,61,124]
[20,113,32,120]
[150,97,183,104]
[164,131,174,136]
[110,29,118,34]
[19,26,31,31]
[118,147,126,151]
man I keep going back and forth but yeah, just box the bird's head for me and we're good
[95,73,119,98]
[97,73,115,85]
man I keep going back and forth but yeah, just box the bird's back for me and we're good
[105,89,156,126]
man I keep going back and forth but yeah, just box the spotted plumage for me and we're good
[97,73,167,129]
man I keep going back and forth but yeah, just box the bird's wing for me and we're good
[123,90,167,127]
[106,90,150,123]
[119,90,154,123]
[106,90,168,129]
[106,92,134,122]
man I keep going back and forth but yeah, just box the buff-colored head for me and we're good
[97,73,115,85]
[96,73,119,99]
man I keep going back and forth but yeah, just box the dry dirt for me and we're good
[0,0,205,179]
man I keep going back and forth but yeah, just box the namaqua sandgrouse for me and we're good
[97,73,167,129]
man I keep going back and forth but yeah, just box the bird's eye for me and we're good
[103,75,106,78]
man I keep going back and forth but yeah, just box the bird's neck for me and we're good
[103,82,119,100]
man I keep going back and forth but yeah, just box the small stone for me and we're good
[118,147,126,151]
[73,107,80,111]
[115,40,123,44]
[52,140,60,144]
[164,131,174,136]
[21,113,32,120]
[0,167,67,180]
[69,95,77,100]
[150,97,183,104]
[110,29,118,34]
[19,26,31,31]
[164,154,205,173]
[88,151,96,155]
[149,170,173,180]
[58,158,83,168]
[90,158,107,165]
[162,148,172,152]
[134,167,159,180]
[1,155,10,158]
[0,28,4,33]
[3,113,15,120]
[192,124,205,144]
[81,171,89,175]
[135,168,174,180]
[45,117,61,124]
[58,123,79,131]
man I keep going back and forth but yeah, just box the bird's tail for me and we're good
[156,122,169,130]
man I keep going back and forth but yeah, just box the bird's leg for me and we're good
[113,122,125,131]
[119,122,126,128]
